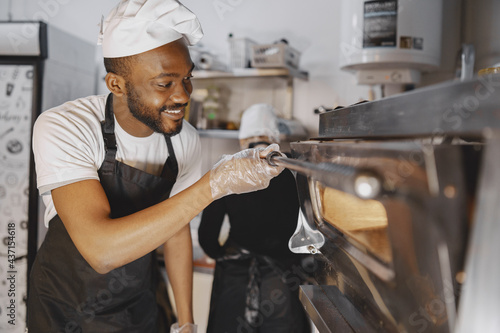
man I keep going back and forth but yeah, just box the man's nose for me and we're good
[170,83,191,104]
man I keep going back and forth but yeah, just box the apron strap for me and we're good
[100,93,117,175]
[161,135,179,181]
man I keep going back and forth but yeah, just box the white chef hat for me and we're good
[239,103,280,143]
[98,0,203,58]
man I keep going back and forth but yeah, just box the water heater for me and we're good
[340,0,443,86]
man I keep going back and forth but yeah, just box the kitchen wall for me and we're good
[3,0,491,136]
[463,0,500,70]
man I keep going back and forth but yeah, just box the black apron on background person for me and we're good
[28,94,178,333]
[206,242,310,333]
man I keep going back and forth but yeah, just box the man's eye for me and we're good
[158,82,173,88]
[184,75,193,81]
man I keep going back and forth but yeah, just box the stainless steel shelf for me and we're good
[197,129,239,139]
[192,67,307,121]
[193,67,308,80]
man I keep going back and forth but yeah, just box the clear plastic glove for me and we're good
[210,143,285,200]
[170,322,197,333]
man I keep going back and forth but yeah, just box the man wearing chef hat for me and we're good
[27,1,284,332]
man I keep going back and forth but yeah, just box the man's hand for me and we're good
[209,143,284,200]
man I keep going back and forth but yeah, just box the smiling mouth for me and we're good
[161,108,185,120]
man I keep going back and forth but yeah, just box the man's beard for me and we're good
[126,82,184,137]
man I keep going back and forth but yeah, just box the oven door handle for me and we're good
[266,151,383,200]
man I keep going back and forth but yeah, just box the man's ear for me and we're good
[105,72,127,96]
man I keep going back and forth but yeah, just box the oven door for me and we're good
[288,140,479,333]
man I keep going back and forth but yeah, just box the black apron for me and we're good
[206,241,310,333]
[28,94,178,332]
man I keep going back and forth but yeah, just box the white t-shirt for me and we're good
[33,94,202,227]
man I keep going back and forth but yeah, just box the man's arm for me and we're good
[52,145,282,275]
[163,225,193,326]
[52,173,212,274]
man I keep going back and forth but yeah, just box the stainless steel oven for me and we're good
[270,75,500,332]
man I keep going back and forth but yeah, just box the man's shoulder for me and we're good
[38,94,107,123]
[34,95,108,141]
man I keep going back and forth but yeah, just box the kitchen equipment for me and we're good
[270,74,500,332]
[460,44,475,81]
[189,46,227,72]
[228,34,257,69]
[288,208,325,255]
[340,0,443,85]
[251,40,301,69]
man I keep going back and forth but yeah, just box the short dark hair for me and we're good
[103,56,138,78]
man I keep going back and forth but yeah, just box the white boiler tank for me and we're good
[339,0,443,86]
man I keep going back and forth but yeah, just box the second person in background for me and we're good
[199,103,311,333]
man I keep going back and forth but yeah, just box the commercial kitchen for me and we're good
[0,0,499,332]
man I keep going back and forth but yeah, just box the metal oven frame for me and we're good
[287,75,500,333]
